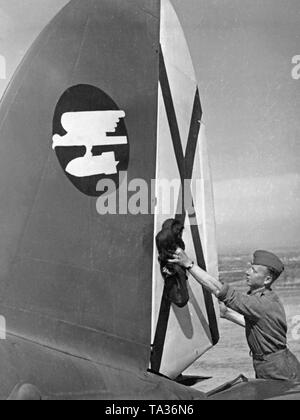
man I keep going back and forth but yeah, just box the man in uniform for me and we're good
[169,249,300,382]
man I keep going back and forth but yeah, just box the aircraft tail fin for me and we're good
[0,0,160,373]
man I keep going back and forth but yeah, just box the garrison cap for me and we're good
[253,250,284,275]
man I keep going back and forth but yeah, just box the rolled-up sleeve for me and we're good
[217,285,263,321]
[217,283,230,301]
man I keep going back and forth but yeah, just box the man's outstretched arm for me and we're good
[169,248,245,328]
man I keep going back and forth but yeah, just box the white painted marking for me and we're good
[66,151,119,177]
[53,111,127,149]
[52,111,127,177]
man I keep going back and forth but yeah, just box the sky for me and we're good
[0,0,299,253]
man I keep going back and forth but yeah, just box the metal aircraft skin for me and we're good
[0,0,299,400]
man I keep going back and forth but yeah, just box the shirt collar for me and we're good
[247,286,272,296]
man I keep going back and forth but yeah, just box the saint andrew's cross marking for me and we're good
[159,47,201,227]
[151,48,219,373]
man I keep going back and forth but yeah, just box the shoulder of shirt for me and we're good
[260,289,282,304]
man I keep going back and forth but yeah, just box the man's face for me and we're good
[246,264,270,291]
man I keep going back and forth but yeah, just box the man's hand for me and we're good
[168,248,193,269]
[169,248,223,295]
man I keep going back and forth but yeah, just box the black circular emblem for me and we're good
[53,85,130,197]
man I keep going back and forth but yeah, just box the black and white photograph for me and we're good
[0,0,299,403]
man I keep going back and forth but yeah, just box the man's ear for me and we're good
[264,276,273,287]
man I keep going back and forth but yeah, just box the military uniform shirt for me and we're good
[218,284,287,357]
